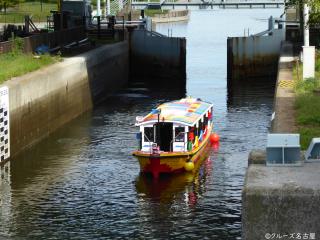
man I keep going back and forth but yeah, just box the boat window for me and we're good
[144,127,154,142]
[175,127,185,142]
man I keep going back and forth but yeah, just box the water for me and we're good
[0,9,282,239]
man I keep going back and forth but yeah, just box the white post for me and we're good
[304,3,309,47]
[302,3,315,79]
[97,0,101,16]
[107,0,111,15]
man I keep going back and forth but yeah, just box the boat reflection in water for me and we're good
[135,142,219,207]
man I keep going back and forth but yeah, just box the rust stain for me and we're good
[231,54,279,80]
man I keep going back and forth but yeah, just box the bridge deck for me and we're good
[132,1,284,9]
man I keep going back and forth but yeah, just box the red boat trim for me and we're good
[143,157,184,178]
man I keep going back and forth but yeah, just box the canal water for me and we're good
[0,9,282,239]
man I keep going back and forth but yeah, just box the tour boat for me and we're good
[132,97,219,178]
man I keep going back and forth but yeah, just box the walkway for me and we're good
[271,42,298,133]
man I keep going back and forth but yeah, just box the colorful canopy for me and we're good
[136,98,213,126]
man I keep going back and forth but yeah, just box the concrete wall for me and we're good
[227,29,285,81]
[242,43,317,239]
[130,30,186,88]
[243,151,320,240]
[85,41,129,103]
[5,41,129,158]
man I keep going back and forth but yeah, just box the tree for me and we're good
[0,0,24,14]
[286,0,320,25]
[308,0,320,25]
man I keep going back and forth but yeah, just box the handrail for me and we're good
[142,132,153,154]
[142,30,166,38]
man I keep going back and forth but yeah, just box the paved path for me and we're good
[271,42,298,133]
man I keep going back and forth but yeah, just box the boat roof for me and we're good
[136,98,213,127]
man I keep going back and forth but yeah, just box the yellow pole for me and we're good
[58,0,62,12]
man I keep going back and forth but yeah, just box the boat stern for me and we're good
[133,151,189,178]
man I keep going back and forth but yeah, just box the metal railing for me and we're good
[142,132,154,154]
[147,30,166,37]
[132,0,283,3]
[142,131,187,153]
[219,0,283,2]
[110,0,130,15]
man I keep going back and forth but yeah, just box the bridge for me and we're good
[131,0,284,10]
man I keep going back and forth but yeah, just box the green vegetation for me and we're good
[145,9,169,17]
[0,0,22,14]
[286,0,320,25]
[0,38,60,83]
[294,52,320,149]
[0,1,56,23]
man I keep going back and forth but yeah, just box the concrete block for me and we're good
[248,149,266,165]
[243,163,320,240]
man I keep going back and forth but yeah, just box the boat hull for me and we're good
[133,137,211,178]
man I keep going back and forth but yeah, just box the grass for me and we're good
[294,51,320,149]
[0,40,60,83]
[0,53,59,83]
[145,9,169,17]
[0,2,56,23]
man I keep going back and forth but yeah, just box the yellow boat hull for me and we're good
[133,129,213,178]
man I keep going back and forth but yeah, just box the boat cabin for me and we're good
[135,98,213,153]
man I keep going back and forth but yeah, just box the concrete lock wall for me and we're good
[5,41,129,159]
[130,30,186,88]
[227,29,285,81]
[242,162,320,239]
